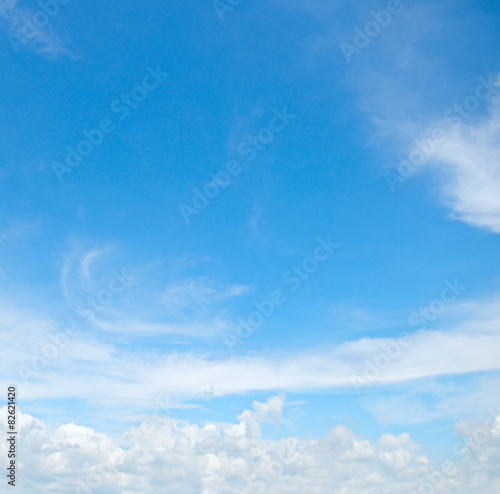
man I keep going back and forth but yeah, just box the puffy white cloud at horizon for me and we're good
[1,395,499,493]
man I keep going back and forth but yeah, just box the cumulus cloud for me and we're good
[1,396,499,493]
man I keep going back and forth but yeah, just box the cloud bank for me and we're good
[1,396,499,493]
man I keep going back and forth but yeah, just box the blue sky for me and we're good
[1,0,500,492]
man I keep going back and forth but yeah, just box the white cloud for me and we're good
[56,247,248,340]
[3,291,500,422]
[80,248,114,280]
[0,0,71,56]
[161,278,249,313]
[0,0,17,18]
[1,396,499,493]
[422,88,500,233]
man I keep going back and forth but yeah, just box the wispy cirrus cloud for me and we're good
[429,91,500,234]
[0,0,72,56]
[161,278,250,313]
[4,290,500,423]
[80,247,115,281]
